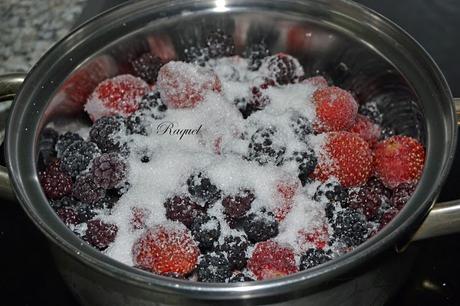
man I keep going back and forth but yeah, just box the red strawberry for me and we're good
[349,114,381,146]
[314,132,373,187]
[247,241,298,280]
[130,207,151,230]
[373,136,425,188]
[85,74,150,121]
[273,180,299,222]
[297,224,329,251]
[301,76,328,89]
[313,86,358,132]
[157,61,221,108]
[132,225,200,276]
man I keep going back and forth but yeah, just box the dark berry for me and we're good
[206,29,235,59]
[243,209,279,243]
[76,203,97,223]
[187,172,221,206]
[222,189,255,220]
[163,195,204,228]
[299,248,332,270]
[89,115,126,153]
[218,235,249,270]
[130,53,164,84]
[39,160,72,200]
[184,46,209,66]
[138,91,168,120]
[229,272,255,283]
[290,113,313,142]
[331,208,369,247]
[348,178,391,221]
[291,150,317,186]
[197,252,232,283]
[266,53,302,85]
[91,195,118,211]
[72,174,105,205]
[314,182,348,220]
[234,97,251,119]
[378,208,399,230]
[190,215,221,252]
[56,207,80,226]
[245,41,270,71]
[50,196,80,210]
[391,183,416,210]
[84,219,118,250]
[38,128,58,169]
[55,131,83,157]
[126,111,149,136]
[249,79,275,109]
[247,126,286,166]
[358,102,383,124]
[91,153,127,189]
[60,140,100,177]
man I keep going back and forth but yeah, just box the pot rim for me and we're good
[5,0,457,302]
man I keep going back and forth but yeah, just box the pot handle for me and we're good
[0,73,27,201]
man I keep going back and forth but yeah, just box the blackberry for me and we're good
[358,102,383,124]
[184,46,209,66]
[164,195,204,228]
[243,209,279,243]
[218,235,249,270]
[391,183,415,210]
[187,172,221,206]
[190,215,221,252]
[72,174,106,205]
[126,111,149,136]
[290,113,313,142]
[229,272,255,283]
[56,207,80,226]
[76,203,97,223]
[89,115,126,153]
[314,182,348,220]
[84,219,118,250]
[138,91,168,120]
[197,252,232,283]
[38,160,72,200]
[130,53,164,84]
[50,196,80,210]
[55,131,83,158]
[266,53,302,85]
[60,140,100,177]
[245,41,270,71]
[234,97,252,119]
[91,195,118,211]
[91,153,127,189]
[348,178,391,221]
[299,248,332,270]
[291,150,317,186]
[378,208,399,230]
[247,126,286,166]
[331,208,369,247]
[206,29,235,59]
[222,189,255,220]
[37,128,58,169]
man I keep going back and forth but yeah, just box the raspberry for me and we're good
[331,208,369,247]
[218,235,249,270]
[89,115,126,153]
[297,225,330,251]
[37,128,58,169]
[247,241,298,280]
[349,114,381,146]
[264,53,304,85]
[273,180,299,222]
[56,207,80,226]
[290,150,317,186]
[299,248,332,270]
[132,225,199,276]
[164,195,205,228]
[186,172,221,206]
[55,131,83,158]
[85,74,150,121]
[38,160,72,200]
[247,126,286,166]
[358,101,383,124]
[138,91,168,119]
[130,53,164,84]
[72,174,106,205]
[190,215,221,252]
[348,178,391,221]
[197,252,232,283]
[222,189,255,220]
[84,219,118,250]
[290,113,313,142]
[373,136,425,188]
[130,207,151,230]
[314,132,373,187]
[206,29,235,59]
[245,41,270,71]
[60,140,100,177]
[91,153,127,189]
[313,86,358,132]
[229,272,255,283]
[391,183,416,210]
[243,209,279,243]
[157,61,221,108]
[301,76,328,89]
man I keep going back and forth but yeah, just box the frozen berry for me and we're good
[89,115,126,153]
[290,113,313,142]
[206,29,235,58]
[374,136,425,188]
[291,150,317,186]
[273,180,299,222]
[358,102,383,124]
[243,209,279,243]
[187,172,221,206]
[50,195,80,210]
[248,240,298,280]
[190,215,221,252]
[72,174,105,205]
[157,61,221,108]
[197,252,232,282]
[222,189,255,220]
[91,153,127,189]
[314,181,348,220]
[55,131,83,158]
[39,160,72,200]
[247,79,275,113]
[229,272,254,282]
[245,41,270,71]
[378,208,399,230]
[84,219,118,250]
[60,140,100,177]
[132,225,199,276]
[301,76,328,89]
[297,225,330,251]
[313,86,358,132]
[183,46,209,66]
[349,114,381,146]
[85,74,150,121]
[348,178,391,221]
[264,53,304,85]
[331,208,369,247]
[299,248,332,270]
[164,195,204,228]
[218,235,249,271]
[56,207,80,226]
[314,132,373,187]
[130,53,164,84]
[391,183,416,210]
[138,91,168,119]
[37,128,58,169]
[76,203,97,223]
[91,195,117,211]
[130,207,151,230]
[247,126,286,166]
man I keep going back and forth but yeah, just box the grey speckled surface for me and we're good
[0,0,86,74]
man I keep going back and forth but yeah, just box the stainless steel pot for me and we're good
[2,0,460,305]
